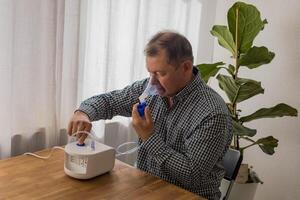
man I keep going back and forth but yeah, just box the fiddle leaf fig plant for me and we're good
[197,2,298,158]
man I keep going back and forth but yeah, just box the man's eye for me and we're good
[157,72,166,76]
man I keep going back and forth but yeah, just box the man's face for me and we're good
[146,49,188,97]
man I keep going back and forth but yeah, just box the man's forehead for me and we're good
[146,64,166,73]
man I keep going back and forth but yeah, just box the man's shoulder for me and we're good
[192,82,229,116]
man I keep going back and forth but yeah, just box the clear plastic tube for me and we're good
[71,130,140,157]
[24,130,140,159]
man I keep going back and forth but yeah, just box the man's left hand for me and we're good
[132,103,154,142]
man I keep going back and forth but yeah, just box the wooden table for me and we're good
[0,149,205,200]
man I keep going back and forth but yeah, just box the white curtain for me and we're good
[78,0,217,139]
[0,0,80,159]
[0,0,217,159]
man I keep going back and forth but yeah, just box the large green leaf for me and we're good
[217,74,264,103]
[217,74,237,103]
[197,62,225,83]
[239,46,275,69]
[257,136,278,155]
[227,2,265,53]
[211,25,236,55]
[232,120,257,137]
[235,77,264,103]
[240,103,298,122]
[228,64,235,76]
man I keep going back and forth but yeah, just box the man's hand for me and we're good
[67,110,92,144]
[132,103,154,142]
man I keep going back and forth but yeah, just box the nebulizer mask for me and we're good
[137,75,164,117]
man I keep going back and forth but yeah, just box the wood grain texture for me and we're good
[0,149,205,200]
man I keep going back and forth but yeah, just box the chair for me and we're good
[219,148,243,200]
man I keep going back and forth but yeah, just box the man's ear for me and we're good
[182,60,193,72]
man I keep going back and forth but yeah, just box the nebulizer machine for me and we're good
[64,131,115,179]
[24,75,161,179]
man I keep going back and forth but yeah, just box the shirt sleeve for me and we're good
[78,79,148,121]
[139,113,232,187]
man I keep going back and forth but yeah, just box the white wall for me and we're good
[212,0,300,199]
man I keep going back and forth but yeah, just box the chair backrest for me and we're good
[220,148,243,200]
[223,148,243,181]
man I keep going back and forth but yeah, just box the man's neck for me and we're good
[167,97,173,108]
[179,71,195,93]
[166,69,195,108]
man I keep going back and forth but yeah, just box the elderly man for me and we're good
[68,31,232,200]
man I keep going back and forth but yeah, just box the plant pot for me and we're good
[228,164,258,200]
[228,182,258,200]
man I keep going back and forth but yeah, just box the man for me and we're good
[68,31,232,200]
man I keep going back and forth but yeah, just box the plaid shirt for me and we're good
[79,68,232,200]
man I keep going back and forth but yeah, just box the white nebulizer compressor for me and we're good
[64,138,115,179]
[24,130,139,180]
[63,130,139,179]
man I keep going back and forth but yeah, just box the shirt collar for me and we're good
[171,67,203,103]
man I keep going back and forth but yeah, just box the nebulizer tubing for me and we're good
[70,130,140,157]
[24,129,140,159]
[24,146,65,159]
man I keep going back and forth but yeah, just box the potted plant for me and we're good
[197,1,298,199]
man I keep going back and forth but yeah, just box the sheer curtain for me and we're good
[78,0,217,139]
[0,0,217,159]
[0,0,80,159]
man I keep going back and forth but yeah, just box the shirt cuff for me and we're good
[77,103,98,121]
[141,133,166,156]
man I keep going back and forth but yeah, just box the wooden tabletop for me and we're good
[0,148,205,200]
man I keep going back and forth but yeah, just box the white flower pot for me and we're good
[228,182,258,200]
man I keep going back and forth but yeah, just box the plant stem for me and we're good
[233,7,240,150]
[233,7,240,79]
[241,142,257,151]
[241,136,256,143]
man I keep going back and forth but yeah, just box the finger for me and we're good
[76,133,81,141]
[71,121,81,139]
[144,106,153,124]
[71,121,78,137]
[132,103,145,128]
[76,121,85,140]
[132,103,141,120]
[84,122,92,133]
[67,121,73,136]
[78,123,91,144]
[78,134,88,145]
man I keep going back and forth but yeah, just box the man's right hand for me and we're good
[67,110,92,144]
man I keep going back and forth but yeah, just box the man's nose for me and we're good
[149,72,155,77]
[150,74,159,84]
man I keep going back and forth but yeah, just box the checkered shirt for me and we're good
[78,68,233,200]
